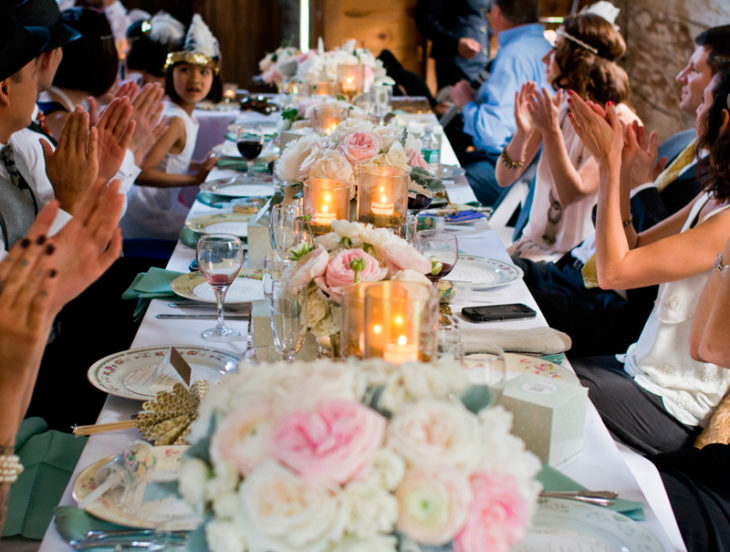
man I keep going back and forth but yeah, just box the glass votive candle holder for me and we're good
[303,178,351,234]
[337,63,364,100]
[357,166,409,231]
[308,82,337,96]
[340,281,380,359]
[222,82,238,102]
[362,281,438,364]
[310,104,349,135]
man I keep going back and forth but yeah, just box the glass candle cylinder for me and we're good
[337,64,364,100]
[310,104,349,135]
[222,83,238,102]
[303,178,351,234]
[340,281,378,358]
[362,281,438,364]
[308,82,337,96]
[357,166,409,231]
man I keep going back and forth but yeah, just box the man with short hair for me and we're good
[449,0,550,206]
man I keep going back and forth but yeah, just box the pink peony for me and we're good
[339,131,382,165]
[287,246,330,292]
[211,399,275,476]
[324,248,387,290]
[407,148,429,169]
[375,239,432,275]
[396,466,472,545]
[272,399,386,484]
[453,473,530,552]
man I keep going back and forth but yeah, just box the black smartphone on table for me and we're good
[461,303,537,323]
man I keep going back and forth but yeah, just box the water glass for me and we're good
[463,346,507,406]
[438,314,464,364]
[414,231,458,282]
[263,251,294,300]
[270,280,306,362]
[269,201,302,254]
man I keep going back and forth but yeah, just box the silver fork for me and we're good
[540,490,618,507]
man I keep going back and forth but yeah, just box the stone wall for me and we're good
[615,0,730,140]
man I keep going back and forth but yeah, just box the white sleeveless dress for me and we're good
[121,102,200,240]
[624,192,730,427]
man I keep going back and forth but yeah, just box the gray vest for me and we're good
[0,175,38,249]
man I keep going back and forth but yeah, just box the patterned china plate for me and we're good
[170,270,264,304]
[72,445,198,529]
[447,256,523,289]
[87,345,239,400]
[185,212,253,237]
[514,497,662,551]
[200,175,274,198]
[465,353,579,385]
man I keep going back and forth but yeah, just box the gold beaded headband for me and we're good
[164,51,219,75]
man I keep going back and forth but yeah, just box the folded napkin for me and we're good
[538,464,645,520]
[2,418,87,539]
[461,327,572,355]
[216,157,248,171]
[196,191,232,208]
[179,227,199,249]
[121,267,185,300]
[445,209,485,223]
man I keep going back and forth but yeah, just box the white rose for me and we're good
[390,269,432,286]
[238,460,347,552]
[375,124,403,151]
[387,399,482,473]
[311,309,339,337]
[364,448,406,491]
[358,225,395,248]
[275,134,324,182]
[357,357,399,387]
[303,287,330,329]
[331,220,365,240]
[205,519,247,552]
[404,133,422,154]
[309,150,355,184]
[273,359,366,411]
[332,536,397,552]
[380,361,469,415]
[315,231,341,250]
[178,457,208,509]
[328,118,377,146]
[383,141,409,171]
[342,480,398,538]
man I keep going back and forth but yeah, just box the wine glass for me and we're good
[270,279,306,361]
[196,233,244,341]
[463,346,507,406]
[269,202,303,254]
[414,231,458,282]
[236,127,264,176]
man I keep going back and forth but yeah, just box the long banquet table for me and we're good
[39,112,686,552]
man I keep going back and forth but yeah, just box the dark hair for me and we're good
[697,68,730,201]
[164,62,222,104]
[493,0,538,25]
[126,24,182,78]
[552,13,629,105]
[52,8,118,97]
[695,25,730,75]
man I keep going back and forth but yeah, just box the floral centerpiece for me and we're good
[258,44,300,89]
[179,358,542,552]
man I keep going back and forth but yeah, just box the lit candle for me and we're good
[314,192,336,226]
[383,335,420,365]
[303,178,351,234]
[342,75,356,94]
[370,185,394,215]
[324,120,338,135]
[222,83,237,102]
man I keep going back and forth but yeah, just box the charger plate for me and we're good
[514,497,662,551]
[447,256,523,289]
[87,345,239,400]
[464,353,579,385]
[170,270,264,304]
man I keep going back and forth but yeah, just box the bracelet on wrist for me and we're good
[713,253,729,279]
[499,149,524,170]
[0,454,23,484]
[622,215,633,229]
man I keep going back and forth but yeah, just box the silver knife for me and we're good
[156,314,251,320]
[167,302,250,312]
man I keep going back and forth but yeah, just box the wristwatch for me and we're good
[713,253,729,278]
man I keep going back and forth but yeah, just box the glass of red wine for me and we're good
[236,127,264,177]
[196,233,245,341]
[414,231,458,282]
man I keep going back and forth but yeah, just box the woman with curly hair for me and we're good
[496,8,639,261]
[566,67,730,456]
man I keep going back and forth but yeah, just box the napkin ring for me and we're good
[0,454,23,483]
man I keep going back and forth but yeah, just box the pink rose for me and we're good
[272,399,386,484]
[375,238,432,275]
[407,148,429,169]
[324,248,387,290]
[261,66,284,85]
[287,246,330,292]
[396,466,472,545]
[211,399,275,476]
[339,132,382,165]
[453,473,530,552]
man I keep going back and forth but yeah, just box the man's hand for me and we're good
[42,107,99,215]
[96,97,136,181]
[449,80,477,109]
[127,83,166,166]
[457,37,481,59]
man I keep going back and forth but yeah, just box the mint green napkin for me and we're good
[216,158,248,171]
[121,267,184,300]
[2,418,88,539]
[538,464,645,520]
[196,192,231,209]
[179,227,199,249]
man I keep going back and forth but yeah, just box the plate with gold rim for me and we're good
[170,269,264,304]
[185,212,253,237]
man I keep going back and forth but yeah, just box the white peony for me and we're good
[273,359,366,411]
[364,448,406,491]
[342,480,398,538]
[308,150,355,184]
[375,124,403,151]
[275,134,324,182]
[178,457,208,509]
[358,225,396,248]
[314,231,341,250]
[331,536,397,552]
[404,133,422,154]
[331,220,365,240]
[205,519,247,552]
[238,460,347,552]
[382,141,409,171]
[387,399,482,473]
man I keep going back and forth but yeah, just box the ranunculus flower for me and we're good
[387,399,482,474]
[287,246,330,292]
[374,237,431,275]
[364,448,406,491]
[238,460,347,552]
[339,131,383,165]
[273,399,386,484]
[453,473,530,552]
[324,248,387,290]
[309,150,355,184]
[396,465,472,545]
[178,457,208,508]
[211,399,275,476]
[380,361,469,415]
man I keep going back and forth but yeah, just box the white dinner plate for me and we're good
[185,212,253,237]
[514,497,662,551]
[170,270,264,304]
[200,175,275,197]
[87,345,239,400]
[72,445,199,529]
[446,256,523,289]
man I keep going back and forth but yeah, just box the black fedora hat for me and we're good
[0,8,50,81]
[8,0,81,51]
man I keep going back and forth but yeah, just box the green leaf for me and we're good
[410,166,446,193]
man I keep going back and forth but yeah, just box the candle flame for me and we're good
[397,335,407,346]
[394,315,404,325]
[380,195,388,203]
[373,324,382,334]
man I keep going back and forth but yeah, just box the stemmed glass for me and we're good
[270,201,304,254]
[196,233,244,341]
[270,279,306,361]
[236,127,264,177]
[414,231,458,282]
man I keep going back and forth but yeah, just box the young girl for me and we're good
[121,14,221,240]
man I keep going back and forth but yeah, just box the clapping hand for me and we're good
[620,121,667,190]
[567,92,624,167]
[514,81,538,137]
[525,86,563,135]
[127,83,167,165]
[95,97,136,182]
